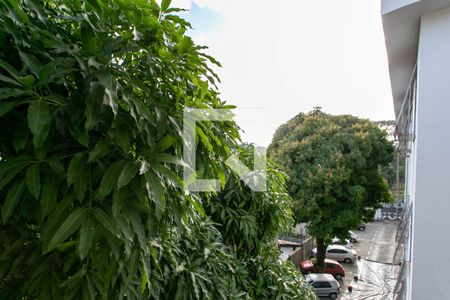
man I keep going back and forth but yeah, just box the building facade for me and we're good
[381,0,450,299]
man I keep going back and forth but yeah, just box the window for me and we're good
[320,282,332,288]
[312,282,332,288]
[326,263,336,269]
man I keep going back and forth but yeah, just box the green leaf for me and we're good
[84,82,104,130]
[96,72,118,115]
[178,36,193,55]
[165,15,192,29]
[19,51,42,78]
[1,179,26,223]
[145,170,165,220]
[155,135,177,152]
[216,165,226,189]
[115,215,133,242]
[47,157,66,179]
[85,0,103,10]
[105,88,118,115]
[0,73,21,86]
[69,124,88,146]
[45,208,85,253]
[27,0,47,24]
[0,16,21,43]
[0,156,30,180]
[150,153,187,167]
[26,164,41,199]
[39,173,60,220]
[96,71,113,89]
[196,126,213,152]
[41,195,75,252]
[18,75,36,88]
[80,21,98,54]
[78,213,96,259]
[88,139,111,162]
[117,161,139,189]
[112,188,126,218]
[59,268,87,289]
[12,125,30,152]
[0,88,26,100]
[152,163,183,188]
[93,208,121,238]
[38,59,77,84]
[109,126,129,153]
[127,209,147,250]
[67,154,85,186]
[74,164,89,201]
[0,59,23,82]
[0,100,26,118]
[161,0,171,11]
[186,196,205,218]
[27,100,50,147]
[98,160,126,198]
[0,163,27,192]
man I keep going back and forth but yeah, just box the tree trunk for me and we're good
[315,238,326,273]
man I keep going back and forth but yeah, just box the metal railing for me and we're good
[393,260,411,300]
[391,64,417,299]
[391,174,413,299]
[394,64,417,155]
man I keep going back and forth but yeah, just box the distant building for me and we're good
[381,1,450,299]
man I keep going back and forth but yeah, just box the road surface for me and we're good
[318,221,399,300]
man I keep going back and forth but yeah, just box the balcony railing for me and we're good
[395,64,417,155]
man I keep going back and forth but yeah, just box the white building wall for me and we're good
[381,0,420,14]
[411,6,450,299]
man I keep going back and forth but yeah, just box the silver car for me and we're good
[306,273,341,299]
[312,244,358,263]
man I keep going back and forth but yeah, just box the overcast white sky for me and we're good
[172,0,395,146]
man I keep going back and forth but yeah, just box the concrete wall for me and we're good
[280,246,297,260]
[289,238,315,268]
[411,6,450,299]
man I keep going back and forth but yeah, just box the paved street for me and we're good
[318,221,399,300]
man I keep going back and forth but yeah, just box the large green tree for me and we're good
[0,0,316,299]
[268,109,394,271]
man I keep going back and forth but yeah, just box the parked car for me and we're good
[349,230,359,243]
[299,258,345,281]
[357,223,366,231]
[312,245,357,263]
[306,273,341,299]
[331,237,353,249]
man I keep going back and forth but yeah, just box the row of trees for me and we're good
[0,0,316,299]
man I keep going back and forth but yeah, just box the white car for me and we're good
[312,245,358,263]
[306,273,341,299]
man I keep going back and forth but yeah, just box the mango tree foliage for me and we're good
[208,147,315,299]
[0,0,316,299]
[268,109,394,271]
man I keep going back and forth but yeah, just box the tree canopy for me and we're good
[268,109,394,269]
[0,0,315,299]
